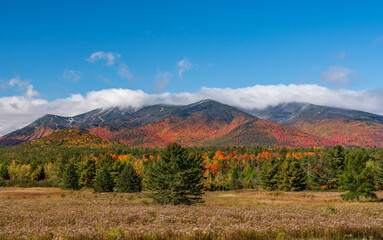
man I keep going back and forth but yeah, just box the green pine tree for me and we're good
[93,165,114,192]
[37,165,45,181]
[116,163,142,193]
[277,158,307,191]
[259,157,281,191]
[145,142,204,205]
[62,162,80,190]
[0,163,10,180]
[229,164,242,190]
[340,150,377,201]
[80,159,96,188]
[322,145,345,188]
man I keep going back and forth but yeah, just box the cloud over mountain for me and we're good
[1,83,383,136]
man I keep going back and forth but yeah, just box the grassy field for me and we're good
[0,188,382,239]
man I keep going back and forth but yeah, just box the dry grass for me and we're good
[0,188,382,239]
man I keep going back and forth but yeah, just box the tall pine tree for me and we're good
[277,158,307,191]
[146,142,204,205]
[339,150,377,201]
[93,165,114,192]
[80,159,96,188]
[322,145,345,188]
[116,163,142,193]
[62,162,80,190]
[0,163,10,180]
[259,157,281,190]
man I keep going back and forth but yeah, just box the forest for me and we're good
[0,130,382,201]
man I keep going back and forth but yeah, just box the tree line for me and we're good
[1,143,383,202]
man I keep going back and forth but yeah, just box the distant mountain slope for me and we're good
[0,100,335,147]
[26,129,113,147]
[248,103,383,147]
[112,103,257,147]
[205,119,336,147]
[0,114,73,145]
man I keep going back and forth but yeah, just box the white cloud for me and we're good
[177,58,192,79]
[1,84,383,136]
[321,66,358,87]
[8,77,40,98]
[153,69,172,91]
[118,63,134,81]
[86,51,120,65]
[63,70,82,83]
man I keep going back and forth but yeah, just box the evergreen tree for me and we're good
[110,161,125,184]
[93,165,114,192]
[340,150,377,201]
[259,157,281,190]
[0,163,10,180]
[277,158,307,191]
[145,142,204,205]
[37,165,45,181]
[322,145,345,188]
[80,159,96,188]
[56,153,70,179]
[229,164,242,190]
[97,154,114,169]
[242,166,257,189]
[62,162,80,190]
[116,163,142,193]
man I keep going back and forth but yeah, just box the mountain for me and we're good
[0,114,73,145]
[249,103,383,147]
[0,100,333,147]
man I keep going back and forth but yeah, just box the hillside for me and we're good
[0,114,73,145]
[249,103,383,147]
[0,100,336,148]
[27,129,113,147]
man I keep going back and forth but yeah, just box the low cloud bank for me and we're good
[1,84,383,136]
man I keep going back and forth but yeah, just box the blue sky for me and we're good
[1,1,383,135]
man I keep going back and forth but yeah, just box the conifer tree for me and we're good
[322,145,345,188]
[340,150,377,201]
[259,157,281,190]
[146,142,204,205]
[277,158,307,191]
[93,165,114,192]
[0,163,10,180]
[62,162,80,190]
[37,165,45,181]
[116,163,142,193]
[229,164,242,190]
[80,159,96,188]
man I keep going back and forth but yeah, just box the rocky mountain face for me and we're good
[1,100,382,147]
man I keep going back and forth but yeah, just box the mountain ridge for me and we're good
[1,100,382,147]
[248,102,383,147]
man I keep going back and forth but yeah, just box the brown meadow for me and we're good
[0,188,382,239]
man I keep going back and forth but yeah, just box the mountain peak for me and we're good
[2,100,383,148]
